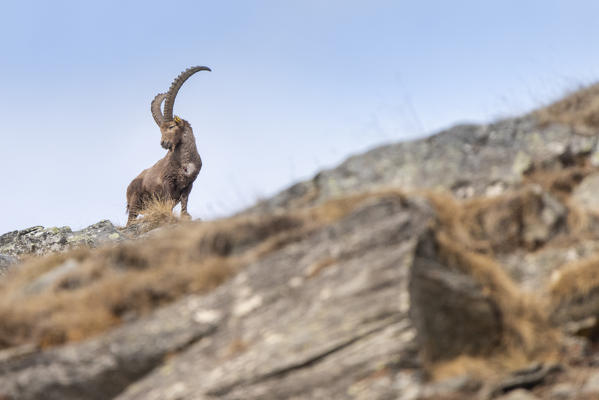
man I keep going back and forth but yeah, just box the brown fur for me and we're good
[126,117,202,225]
[126,67,210,225]
[127,118,202,224]
[0,191,382,349]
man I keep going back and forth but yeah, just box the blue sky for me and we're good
[2,1,599,233]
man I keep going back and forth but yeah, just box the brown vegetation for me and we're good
[126,196,180,233]
[548,255,599,329]
[430,231,559,379]
[535,82,599,134]
[0,192,399,349]
[411,224,559,380]
[428,187,567,255]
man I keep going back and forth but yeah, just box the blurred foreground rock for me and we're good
[0,196,433,400]
[0,254,18,276]
[410,229,503,363]
[5,102,599,400]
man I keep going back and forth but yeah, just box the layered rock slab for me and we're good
[113,195,433,400]
[0,195,433,400]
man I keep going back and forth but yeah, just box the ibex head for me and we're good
[159,116,184,151]
[150,66,211,151]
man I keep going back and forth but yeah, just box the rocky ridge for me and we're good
[3,95,599,399]
[0,220,125,257]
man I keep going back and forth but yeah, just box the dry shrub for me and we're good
[0,216,278,348]
[0,191,395,349]
[0,250,235,348]
[305,189,406,222]
[524,166,590,199]
[549,255,599,302]
[535,82,599,134]
[547,254,599,327]
[127,196,179,233]
[428,231,560,380]
[428,187,567,255]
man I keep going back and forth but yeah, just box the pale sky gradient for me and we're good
[2,1,599,234]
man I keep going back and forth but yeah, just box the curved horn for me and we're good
[163,66,211,122]
[150,93,167,126]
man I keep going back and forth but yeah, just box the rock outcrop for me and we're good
[0,254,18,277]
[0,220,125,258]
[5,91,599,400]
[249,116,599,213]
[0,195,433,400]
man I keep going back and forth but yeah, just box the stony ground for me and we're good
[4,90,599,399]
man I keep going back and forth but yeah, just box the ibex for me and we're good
[126,66,211,226]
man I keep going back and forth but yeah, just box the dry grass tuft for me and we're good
[127,196,179,233]
[304,189,407,223]
[525,166,590,198]
[549,255,599,302]
[305,257,337,278]
[547,254,599,326]
[428,187,567,255]
[426,230,560,379]
[441,233,557,351]
[535,82,599,134]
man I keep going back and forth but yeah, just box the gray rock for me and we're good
[582,370,599,394]
[0,292,221,400]
[521,189,567,249]
[249,116,594,213]
[572,172,599,214]
[121,196,433,400]
[499,239,599,291]
[23,259,80,295]
[0,220,125,258]
[0,195,434,400]
[0,253,18,277]
[548,383,578,399]
[418,375,481,399]
[491,364,562,397]
[2,107,598,400]
[496,389,540,400]
[409,229,503,363]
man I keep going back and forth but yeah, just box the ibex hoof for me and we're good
[181,213,192,221]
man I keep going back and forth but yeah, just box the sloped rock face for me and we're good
[0,196,434,400]
[572,172,599,214]
[0,295,220,400]
[410,229,503,363]
[0,220,125,258]
[249,116,598,213]
[6,107,599,400]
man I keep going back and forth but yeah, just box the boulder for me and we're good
[0,195,434,400]
[572,172,599,214]
[0,220,125,258]
[0,254,18,277]
[409,229,503,363]
[409,228,557,373]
